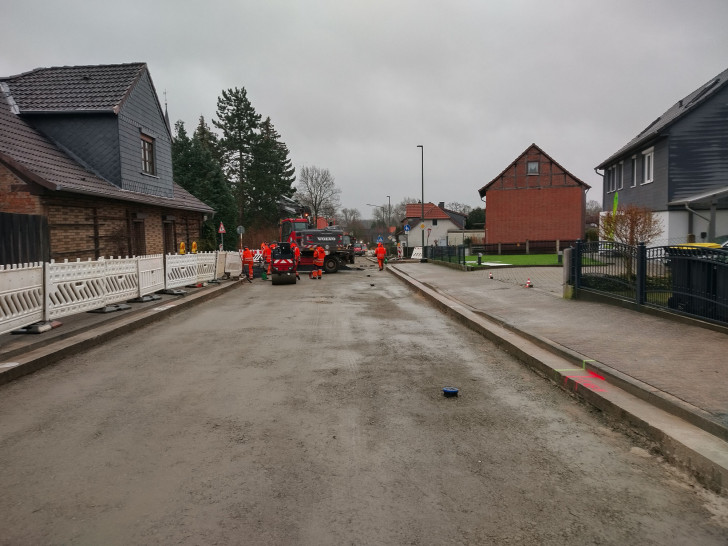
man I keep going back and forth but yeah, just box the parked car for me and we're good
[353,243,366,256]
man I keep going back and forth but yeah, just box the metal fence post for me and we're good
[636,242,646,305]
[573,240,582,290]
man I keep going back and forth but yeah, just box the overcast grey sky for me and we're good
[2,0,727,216]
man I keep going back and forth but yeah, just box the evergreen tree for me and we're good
[193,116,222,165]
[172,120,237,250]
[213,87,261,227]
[247,117,296,225]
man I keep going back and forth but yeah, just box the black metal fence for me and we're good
[571,240,728,325]
[429,245,466,265]
[473,239,578,255]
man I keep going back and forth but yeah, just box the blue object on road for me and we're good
[442,387,459,397]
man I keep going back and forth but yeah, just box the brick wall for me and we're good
[485,147,586,243]
[1,164,203,261]
[0,163,44,215]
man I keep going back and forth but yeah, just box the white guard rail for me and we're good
[0,263,44,336]
[165,253,197,289]
[45,258,108,320]
[102,257,139,305]
[138,254,165,296]
[1,252,227,334]
[196,252,217,283]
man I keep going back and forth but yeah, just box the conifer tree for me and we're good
[172,120,237,250]
[213,87,261,227]
[247,117,297,225]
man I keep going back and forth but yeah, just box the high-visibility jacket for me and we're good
[242,248,253,264]
[291,243,301,262]
[313,246,326,267]
[375,245,386,259]
[263,245,272,263]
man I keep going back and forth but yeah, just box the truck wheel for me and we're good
[324,256,339,274]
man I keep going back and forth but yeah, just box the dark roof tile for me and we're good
[597,67,728,168]
[0,63,146,113]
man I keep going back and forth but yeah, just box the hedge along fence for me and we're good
[0,251,242,336]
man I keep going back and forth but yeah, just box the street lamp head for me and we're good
[417,145,423,149]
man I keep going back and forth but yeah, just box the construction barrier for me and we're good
[138,254,165,296]
[0,252,235,334]
[165,253,197,290]
[0,262,44,336]
[196,252,217,284]
[224,251,243,278]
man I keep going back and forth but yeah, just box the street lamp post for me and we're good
[386,195,391,231]
[417,145,426,262]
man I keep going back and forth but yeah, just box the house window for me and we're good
[642,147,654,184]
[617,162,624,190]
[526,161,539,175]
[631,156,638,188]
[432,219,438,226]
[606,166,615,193]
[141,134,156,175]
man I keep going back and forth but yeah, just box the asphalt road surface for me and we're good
[1,260,727,545]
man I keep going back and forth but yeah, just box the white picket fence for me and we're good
[0,251,244,336]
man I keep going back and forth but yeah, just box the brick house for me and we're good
[402,202,466,247]
[0,62,213,264]
[478,144,589,245]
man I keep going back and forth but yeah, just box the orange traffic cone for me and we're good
[525,278,533,288]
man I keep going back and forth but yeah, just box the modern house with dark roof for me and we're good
[402,202,465,247]
[478,144,589,245]
[597,67,728,245]
[0,62,213,264]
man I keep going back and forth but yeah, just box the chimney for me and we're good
[438,201,445,209]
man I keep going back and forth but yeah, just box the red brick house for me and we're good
[0,63,213,264]
[478,144,589,244]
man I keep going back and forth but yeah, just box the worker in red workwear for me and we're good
[375,242,387,271]
[312,245,325,279]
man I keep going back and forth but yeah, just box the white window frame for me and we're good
[617,161,624,190]
[642,147,654,184]
[526,161,539,175]
[630,155,638,187]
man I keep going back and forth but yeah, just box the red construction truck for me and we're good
[279,217,354,273]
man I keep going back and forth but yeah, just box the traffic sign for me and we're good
[376,235,383,243]
[218,222,226,234]
[236,225,245,235]
[404,224,410,232]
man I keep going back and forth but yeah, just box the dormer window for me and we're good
[141,133,156,175]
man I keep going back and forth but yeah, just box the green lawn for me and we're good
[463,254,604,267]
[465,254,561,266]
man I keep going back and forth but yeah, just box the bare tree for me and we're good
[296,166,341,223]
[446,202,473,215]
[340,208,361,228]
[599,205,663,246]
[392,197,420,224]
